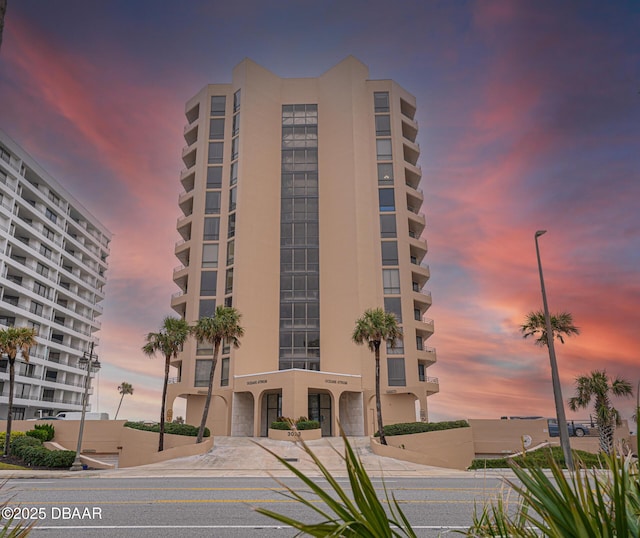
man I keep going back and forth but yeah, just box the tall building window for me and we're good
[45,208,57,224]
[231,137,239,160]
[374,92,390,113]
[205,192,221,214]
[195,359,212,387]
[377,163,394,184]
[279,104,320,371]
[375,115,391,136]
[203,217,220,240]
[376,139,392,160]
[381,241,398,266]
[230,162,238,185]
[382,269,400,294]
[200,271,217,296]
[226,240,235,266]
[384,297,402,323]
[199,299,216,319]
[210,96,226,116]
[208,142,223,164]
[229,187,237,211]
[228,213,236,238]
[378,189,395,212]
[225,268,234,294]
[209,118,225,140]
[30,301,43,316]
[233,90,241,112]
[206,167,222,188]
[220,358,229,386]
[380,214,397,238]
[202,244,219,268]
[387,358,406,386]
[232,113,240,136]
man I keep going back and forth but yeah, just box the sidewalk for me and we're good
[0,436,472,479]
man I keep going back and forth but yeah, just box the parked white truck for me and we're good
[55,412,109,420]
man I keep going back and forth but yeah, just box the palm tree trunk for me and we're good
[374,343,386,445]
[4,359,15,456]
[114,393,125,420]
[599,420,614,455]
[197,341,219,444]
[159,355,170,452]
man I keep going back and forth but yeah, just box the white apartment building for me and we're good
[0,130,110,420]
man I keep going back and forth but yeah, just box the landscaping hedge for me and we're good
[270,419,320,431]
[469,446,602,470]
[124,421,210,437]
[374,420,470,437]
[10,435,75,468]
[0,431,25,451]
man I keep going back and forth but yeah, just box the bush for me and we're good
[34,423,55,441]
[44,450,76,468]
[10,435,76,468]
[469,446,603,470]
[0,430,25,451]
[270,421,291,430]
[374,420,470,437]
[270,418,321,431]
[296,420,320,430]
[26,429,50,442]
[124,421,210,437]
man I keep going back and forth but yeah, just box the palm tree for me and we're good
[352,308,402,446]
[114,382,134,420]
[520,311,580,346]
[0,326,37,456]
[568,370,633,454]
[191,306,244,444]
[142,316,190,451]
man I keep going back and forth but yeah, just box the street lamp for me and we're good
[70,342,101,471]
[534,230,574,471]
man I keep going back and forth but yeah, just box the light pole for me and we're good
[535,230,574,471]
[70,342,100,471]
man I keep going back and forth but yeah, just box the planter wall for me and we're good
[268,428,322,442]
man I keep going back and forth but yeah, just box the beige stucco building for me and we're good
[167,57,438,437]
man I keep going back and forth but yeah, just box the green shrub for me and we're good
[26,429,50,442]
[0,430,26,451]
[374,420,470,437]
[11,435,42,458]
[270,419,321,431]
[270,421,291,430]
[469,446,603,470]
[44,450,76,468]
[296,420,320,430]
[34,423,55,441]
[10,435,76,468]
[124,421,210,437]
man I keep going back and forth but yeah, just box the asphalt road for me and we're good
[1,475,513,537]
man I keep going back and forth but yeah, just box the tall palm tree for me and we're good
[568,370,633,454]
[191,306,244,443]
[0,326,37,456]
[142,317,190,451]
[352,308,402,446]
[114,382,134,420]
[520,311,580,346]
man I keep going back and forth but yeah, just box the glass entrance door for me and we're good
[308,393,332,436]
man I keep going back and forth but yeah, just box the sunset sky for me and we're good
[1,1,638,425]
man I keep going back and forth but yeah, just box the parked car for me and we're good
[547,419,589,437]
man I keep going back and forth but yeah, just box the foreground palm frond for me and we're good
[465,450,640,537]
[254,433,416,537]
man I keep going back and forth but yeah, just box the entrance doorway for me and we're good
[308,392,332,436]
[262,392,282,436]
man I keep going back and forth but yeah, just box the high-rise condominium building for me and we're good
[168,57,438,437]
[0,130,110,420]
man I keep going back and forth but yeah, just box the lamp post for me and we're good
[534,230,574,471]
[70,342,100,471]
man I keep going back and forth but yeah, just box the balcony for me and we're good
[401,119,418,143]
[179,165,196,185]
[424,376,439,395]
[176,212,193,230]
[173,265,188,292]
[174,239,190,266]
[408,211,426,234]
[417,345,437,365]
[413,290,433,310]
[410,259,430,280]
[403,141,420,166]
[409,235,428,257]
[181,144,197,169]
[183,119,198,145]
[415,316,434,336]
[185,103,199,125]
[170,291,187,316]
[400,98,416,121]
[178,190,194,217]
